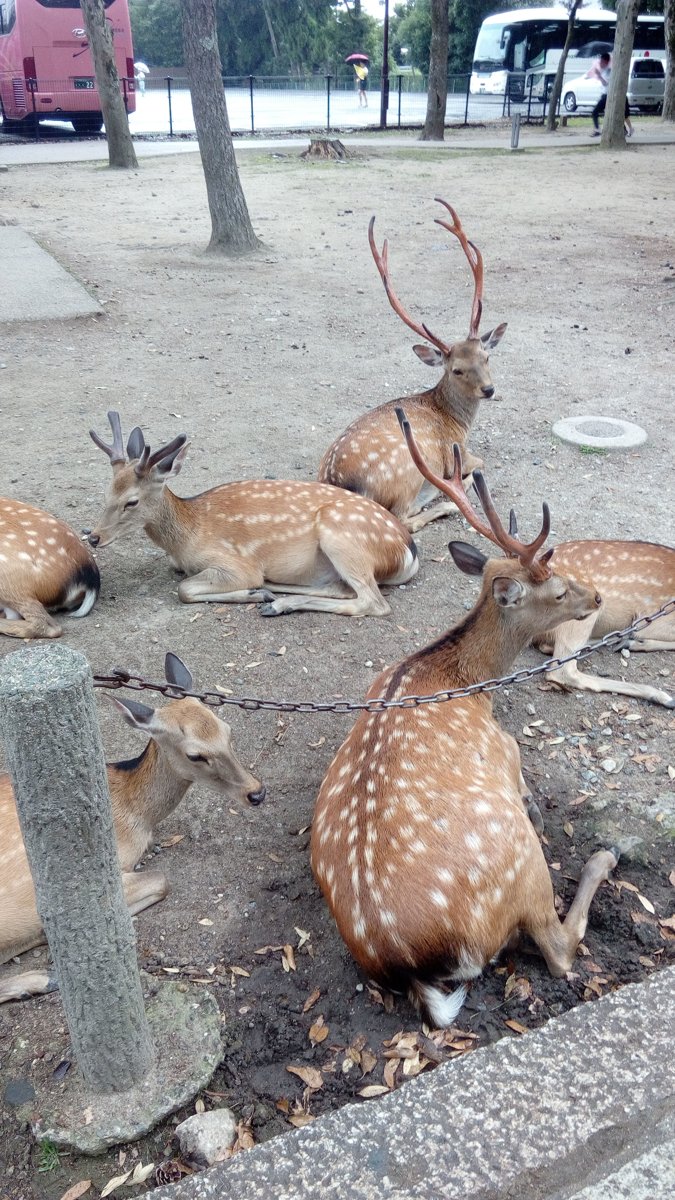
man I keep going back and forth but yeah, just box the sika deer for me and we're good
[88,412,418,618]
[0,495,99,639]
[0,653,264,1003]
[319,200,507,532]
[311,416,618,1027]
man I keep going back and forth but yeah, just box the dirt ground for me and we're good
[0,133,674,1199]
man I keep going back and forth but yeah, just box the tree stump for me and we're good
[301,138,352,160]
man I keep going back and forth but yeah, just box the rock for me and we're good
[175,1107,237,1168]
[4,1078,36,1106]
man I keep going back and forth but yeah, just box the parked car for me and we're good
[561,58,664,114]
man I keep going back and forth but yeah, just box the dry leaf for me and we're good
[244,661,263,669]
[195,1097,205,1114]
[160,834,185,848]
[504,975,532,1002]
[360,1049,378,1075]
[276,1097,290,1114]
[658,915,675,930]
[268,852,283,863]
[235,1120,255,1151]
[383,1058,398,1089]
[161,966,180,974]
[198,918,214,927]
[302,987,321,1013]
[295,927,311,949]
[230,966,250,978]
[308,737,326,749]
[59,1183,92,1200]
[670,870,675,888]
[130,1163,155,1184]
[638,955,656,967]
[366,985,384,1006]
[255,944,284,955]
[100,1170,132,1198]
[637,893,656,914]
[563,822,574,838]
[286,1065,323,1090]
[668,766,675,781]
[309,1015,329,1045]
[504,1019,529,1035]
[282,945,296,972]
[288,1113,315,1128]
[358,1085,390,1098]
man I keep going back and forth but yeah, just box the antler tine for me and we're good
[368,216,450,355]
[434,198,485,339]
[145,434,187,470]
[395,408,501,549]
[89,410,126,464]
[472,474,552,576]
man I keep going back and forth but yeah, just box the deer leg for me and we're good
[122,869,169,916]
[546,618,674,708]
[261,525,390,617]
[528,848,619,976]
[177,565,275,605]
[518,773,544,835]
[407,499,464,534]
[625,639,675,652]
[0,599,62,640]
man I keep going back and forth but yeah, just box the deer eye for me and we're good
[187,752,209,764]
[452,368,464,377]
[555,591,567,601]
[124,498,139,510]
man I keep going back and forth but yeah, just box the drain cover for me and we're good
[553,414,647,449]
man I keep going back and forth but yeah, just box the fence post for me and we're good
[464,72,471,125]
[249,74,255,134]
[326,72,331,133]
[510,111,521,149]
[527,73,533,122]
[166,75,173,137]
[0,645,154,1093]
[397,73,402,127]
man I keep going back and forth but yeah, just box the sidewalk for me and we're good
[1,122,675,166]
[155,967,675,1200]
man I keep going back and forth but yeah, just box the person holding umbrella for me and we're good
[346,53,369,108]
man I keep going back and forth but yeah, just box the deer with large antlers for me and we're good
[0,495,99,639]
[311,413,618,1027]
[87,412,418,618]
[319,199,507,532]
[0,653,265,1004]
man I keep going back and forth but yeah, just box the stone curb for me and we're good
[0,227,101,323]
[154,967,675,1200]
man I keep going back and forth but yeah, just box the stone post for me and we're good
[0,644,155,1093]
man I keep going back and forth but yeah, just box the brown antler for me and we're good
[135,435,187,478]
[368,216,450,355]
[433,198,484,339]
[90,410,126,465]
[396,408,553,580]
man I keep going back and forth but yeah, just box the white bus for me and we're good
[470,6,665,97]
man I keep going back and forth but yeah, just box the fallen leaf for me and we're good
[59,1183,92,1200]
[255,944,284,955]
[302,987,321,1013]
[669,870,675,888]
[229,966,250,978]
[658,915,675,930]
[504,1019,529,1035]
[282,945,296,972]
[563,822,574,838]
[130,1163,155,1185]
[360,1049,378,1076]
[309,1015,329,1045]
[288,1113,315,1127]
[295,927,311,949]
[637,894,656,914]
[286,1065,323,1090]
[215,684,233,695]
[276,1097,290,1114]
[383,1058,398,1089]
[308,737,326,749]
[668,765,675,780]
[160,834,185,848]
[195,1097,205,1114]
[161,966,181,974]
[358,1085,390,1098]
[366,985,384,1006]
[638,955,656,967]
[615,879,639,893]
[268,852,283,863]
[568,795,589,807]
[100,1171,132,1198]
[504,975,532,1002]
[198,918,214,927]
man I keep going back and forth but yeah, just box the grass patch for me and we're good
[37,1140,61,1173]
[579,445,609,456]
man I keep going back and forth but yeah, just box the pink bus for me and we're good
[0,0,135,134]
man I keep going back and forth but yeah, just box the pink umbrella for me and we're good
[345,53,370,63]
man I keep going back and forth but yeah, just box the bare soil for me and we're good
[0,134,674,1199]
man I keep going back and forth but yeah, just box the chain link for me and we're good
[92,598,675,715]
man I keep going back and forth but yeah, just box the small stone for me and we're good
[175,1108,237,1168]
[4,1078,35,1106]
[600,758,617,773]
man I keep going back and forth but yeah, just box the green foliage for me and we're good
[390,0,506,76]
[129,0,381,75]
[37,1141,61,1173]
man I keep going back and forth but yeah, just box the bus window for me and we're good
[473,21,509,69]
[636,22,667,51]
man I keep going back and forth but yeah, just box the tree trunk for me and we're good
[421,0,449,141]
[79,0,137,168]
[546,1,582,132]
[664,0,675,122]
[0,645,154,1093]
[181,0,260,255]
[601,0,639,149]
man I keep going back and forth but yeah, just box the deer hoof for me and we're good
[525,798,545,836]
[259,602,282,617]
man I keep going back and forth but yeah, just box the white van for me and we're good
[561,56,665,114]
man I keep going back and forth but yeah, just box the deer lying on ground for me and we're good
[311,416,618,1027]
[404,435,674,706]
[88,412,418,618]
[319,199,507,532]
[0,653,265,1004]
[0,495,99,639]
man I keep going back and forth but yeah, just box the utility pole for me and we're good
[379,0,390,130]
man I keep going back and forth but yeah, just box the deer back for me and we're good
[0,496,99,610]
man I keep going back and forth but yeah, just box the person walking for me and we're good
[587,51,633,138]
[353,61,369,107]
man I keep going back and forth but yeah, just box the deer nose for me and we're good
[481,385,495,398]
[88,532,100,547]
[247,785,266,806]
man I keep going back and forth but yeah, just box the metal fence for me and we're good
[1,71,557,139]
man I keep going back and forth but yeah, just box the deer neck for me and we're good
[431,376,481,437]
[109,740,191,866]
[411,596,530,692]
[143,487,193,560]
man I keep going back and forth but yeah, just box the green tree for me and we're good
[390,0,504,77]
[129,0,183,67]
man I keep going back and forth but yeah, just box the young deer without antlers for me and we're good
[0,653,265,1004]
[88,412,418,618]
[311,415,618,1027]
[0,495,99,639]
[319,199,507,532]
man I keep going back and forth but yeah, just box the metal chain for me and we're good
[92,598,675,715]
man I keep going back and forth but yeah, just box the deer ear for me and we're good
[126,427,145,461]
[481,322,507,350]
[492,576,526,607]
[165,652,193,691]
[448,541,488,576]
[154,442,189,478]
[413,344,443,368]
[110,696,157,730]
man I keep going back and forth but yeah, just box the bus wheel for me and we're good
[72,114,104,135]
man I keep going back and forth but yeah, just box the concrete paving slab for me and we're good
[154,967,675,1200]
[0,226,101,323]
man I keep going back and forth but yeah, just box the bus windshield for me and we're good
[472,22,509,70]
